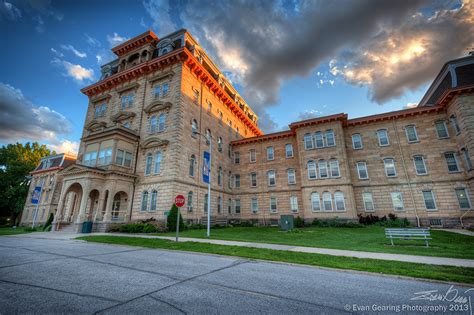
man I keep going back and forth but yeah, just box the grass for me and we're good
[78,235,474,284]
[160,226,474,259]
[0,227,36,236]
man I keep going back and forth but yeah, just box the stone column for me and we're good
[52,185,69,231]
[76,185,90,224]
[104,188,115,222]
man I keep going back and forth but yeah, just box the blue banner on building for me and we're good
[203,151,210,184]
[31,186,42,204]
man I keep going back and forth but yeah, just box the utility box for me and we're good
[82,221,93,233]
[280,215,294,231]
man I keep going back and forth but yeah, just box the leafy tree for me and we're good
[167,203,184,232]
[0,142,53,225]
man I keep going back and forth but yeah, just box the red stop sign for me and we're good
[175,195,185,207]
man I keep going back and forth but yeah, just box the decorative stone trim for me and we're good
[112,111,136,122]
[90,94,111,103]
[144,101,172,114]
[148,70,175,83]
[116,82,140,94]
[140,137,169,150]
[85,120,107,131]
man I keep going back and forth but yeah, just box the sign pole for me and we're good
[174,195,185,242]
[207,139,212,238]
[176,206,180,242]
[32,177,45,229]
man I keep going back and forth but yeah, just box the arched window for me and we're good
[141,191,148,211]
[206,129,211,143]
[145,153,153,175]
[304,133,314,150]
[207,101,212,113]
[150,115,157,133]
[189,155,195,177]
[450,115,461,134]
[154,152,162,173]
[307,160,317,179]
[311,192,321,211]
[334,191,345,211]
[191,119,198,136]
[187,191,193,212]
[329,159,340,177]
[217,137,223,152]
[315,131,324,148]
[352,133,363,149]
[318,160,328,178]
[322,192,333,211]
[158,114,166,132]
[219,112,223,124]
[150,190,157,211]
[218,167,222,186]
[325,130,335,146]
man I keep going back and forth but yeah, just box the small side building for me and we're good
[20,154,76,226]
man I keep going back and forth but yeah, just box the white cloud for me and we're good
[297,109,323,120]
[0,83,73,146]
[85,34,101,47]
[34,15,44,33]
[404,102,418,109]
[0,1,21,20]
[52,58,94,82]
[60,44,87,58]
[107,32,129,47]
[50,48,64,58]
[48,139,79,155]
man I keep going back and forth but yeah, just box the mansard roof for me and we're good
[31,153,76,175]
[112,30,159,57]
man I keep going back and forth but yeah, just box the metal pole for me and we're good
[32,177,45,229]
[207,139,212,238]
[176,206,180,242]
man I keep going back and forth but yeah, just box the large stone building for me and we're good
[21,29,473,231]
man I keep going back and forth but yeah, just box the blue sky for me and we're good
[0,0,471,154]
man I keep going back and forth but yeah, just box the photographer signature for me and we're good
[411,286,473,304]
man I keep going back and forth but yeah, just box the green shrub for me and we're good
[107,224,121,232]
[312,218,362,228]
[43,213,54,231]
[24,227,37,232]
[294,216,304,228]
[187,223,206,230]
[167,204,184,232]
[118,223,158,233]
[239,221,254,227]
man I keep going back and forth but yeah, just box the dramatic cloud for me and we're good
[60,44,87,58]
[107,32,129,47]
[0,83,73,146]
[48,139,79,155]
[144,0,472,132]
[0,1,22,21]
[297,109,323,120]
[52,58,94,82]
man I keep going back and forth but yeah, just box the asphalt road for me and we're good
[0,235,472,314]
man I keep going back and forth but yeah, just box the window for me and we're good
[234,152,240,164]
[455,188,471,209]
[318,160,328,178]
[121,93,134,109]
[235,199,241,214]
[285,144,294,158]
[217,137,223,152]
[205,129,211,143]
[228,198,232,214]
[251,198,258,213]
[304,133,314,150]
[158,114,166,132]
[405,125,418,142]
[189,155,195,177]
[384,158,397,177]
[325,130,335,146]
[450,115,461,134]
[334,191,345,211]
[207,101,212,114]
[218,167,222,186]
[234,174,241,188]
[267,147,274,160]
[267,170,276,186]
[270,197,278,213]
[307,160,317,179]
[154,152,162,173]
[322,192,333,211]
[219,112,223,124]
[352,134,363,149]
[124,152,132,167]
[391,192,404,211]
[249,149,256,162]
[435,121,449,139]
[98,147,113,165]
[150,190,157,211]
[150,115,158,133]
[250,172,257,187]
[123,121,131,129]
[145,153,153,175]
[413,155,427,175]
[187,191,193,212]
[311,192,321,211]
[228,145,232,159]
[287,169,296,184]
[116,149,124,165]
[290,196,298,212]
[315,131,324,148]
[362,192,374,211]
[377,129,389,146]
[217,196,222,213]
[154,85,161,98]
[228,171,232,189]
[193,89,199,105]
[329,160,340,177]
[444,152,460,172]
[162,82,169,96]
[191,119,198,136]
[356,162,368,179]
[422,190,437,210]
[462,148,472,171]
[204,194,208,212]
[141,191,148,211]
[94,103,106,118]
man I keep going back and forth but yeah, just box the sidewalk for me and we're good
[10,231,474,268]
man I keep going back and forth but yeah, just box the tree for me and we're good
[167,203,184,232]
[0,142,53,225]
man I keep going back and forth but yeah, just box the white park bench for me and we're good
[385,228,431,247]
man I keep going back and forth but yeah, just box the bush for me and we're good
[358,214,380,225]
[107,224,121,232]
[294,216,304,228]
[239,220,254,227]
[375,217,411,228]
[312,218,362,228]
[187,223,206,230]
[43,213,54,231]
[24,227,37,232]
[167,204,184,232]
[358,213,410,227]
[118,223,159,233]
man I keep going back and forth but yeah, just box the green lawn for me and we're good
[78,235,474,284]
[161,226,474,259]
[0,227,36,236]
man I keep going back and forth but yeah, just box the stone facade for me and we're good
[25,29,473,231]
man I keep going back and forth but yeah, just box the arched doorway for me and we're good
[61,183,83,224]
[87,189,100,221]
[112,191,128,222]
